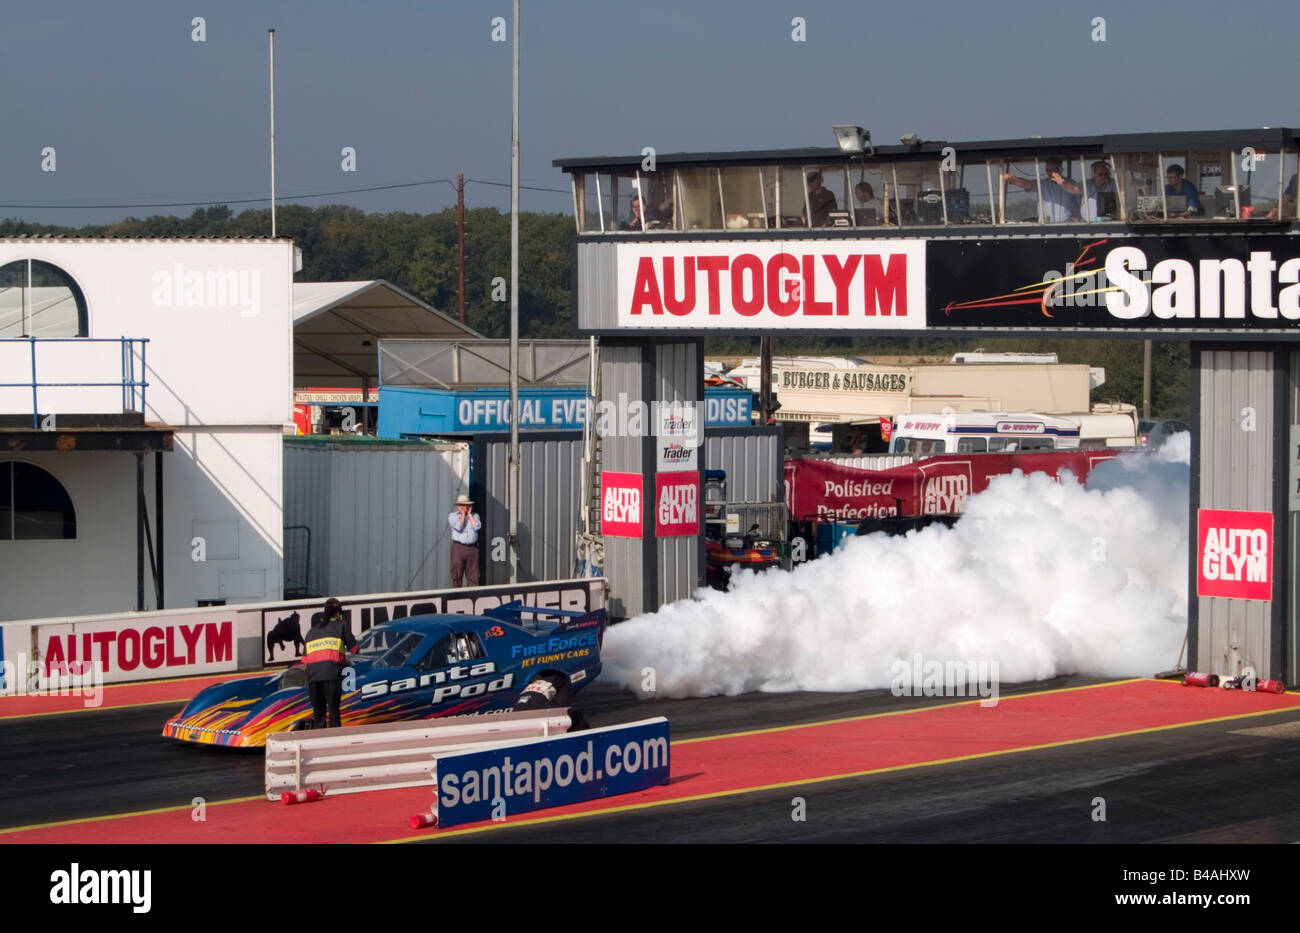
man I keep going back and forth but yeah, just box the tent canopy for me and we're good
[293,280,481,390]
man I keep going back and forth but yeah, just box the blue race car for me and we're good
[163,602,605,747]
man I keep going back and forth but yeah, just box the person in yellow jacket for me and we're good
[304,597,357,729]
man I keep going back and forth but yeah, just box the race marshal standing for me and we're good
[448,493,482,587]
[305,597,357,729]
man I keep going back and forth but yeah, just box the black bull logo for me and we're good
[266,611,305,661]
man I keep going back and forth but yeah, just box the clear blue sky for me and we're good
[3,0,1297,226]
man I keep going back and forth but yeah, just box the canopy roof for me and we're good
[292,280,481,390]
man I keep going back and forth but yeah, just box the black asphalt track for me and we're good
[5,675,1300,844]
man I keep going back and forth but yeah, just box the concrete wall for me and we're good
[0,240,293,621]
[1,428,283,621]
[0,238,293,425]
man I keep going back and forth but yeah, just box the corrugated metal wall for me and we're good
[654,342,702,609]
[481,436,585,585]
[705,428,785,502]
[1195,349,1276,678]
[468,421,780,613]
[575,241,619,331]
[821,454,912,472]
[283,443,332,595]
[600,342,647,618]
[283,440,469,598]
[1292,352,1300,684]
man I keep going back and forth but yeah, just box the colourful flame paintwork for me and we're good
[162,604,605,747]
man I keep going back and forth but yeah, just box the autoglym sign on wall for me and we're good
[34,611,237,684]
[615,241,926,330]
[582,233,1300,335]
[600,472,643,537]
[655,472,700,537]
[1197,509,1273,601]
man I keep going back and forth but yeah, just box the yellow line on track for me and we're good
[0,672,271,720]
[4,678,1294,841]
[674,677,1150,745]
[0,794,265,836]
[394,685,1300,842]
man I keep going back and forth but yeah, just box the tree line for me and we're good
[0,204,1188,417]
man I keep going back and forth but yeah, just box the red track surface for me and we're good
[0,671,268,718]
[4,679,1299,843]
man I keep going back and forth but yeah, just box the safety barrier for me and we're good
[1,577,606,689]
[265,708,576,799]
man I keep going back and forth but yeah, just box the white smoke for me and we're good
[604,435,1191,697]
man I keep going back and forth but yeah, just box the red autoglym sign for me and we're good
[655,472,700,537]
[616,241,926,330]
[918,460,974,515]
[1197,509,1273,601]
[600,472,643,537]
[38,613,236,684]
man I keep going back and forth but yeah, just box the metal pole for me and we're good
[1142,339,1153,418]
[582,335,596,537]
[269,29,277,238]
[458,173,466,325]
[156,450,164,609]
[507,0,520,583]
[136,452,145,611]
[760,336,772,423]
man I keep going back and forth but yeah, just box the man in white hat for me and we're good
[448,494,481,587]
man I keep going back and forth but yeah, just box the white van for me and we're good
[1075,402,1139,448]
[890,412,1081,457]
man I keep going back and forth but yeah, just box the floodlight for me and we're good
[832,125,873,155]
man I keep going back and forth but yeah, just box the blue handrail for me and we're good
[0,337,150,428]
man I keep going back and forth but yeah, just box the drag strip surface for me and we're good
[5,678,1298,843]
[0,675,1089,831]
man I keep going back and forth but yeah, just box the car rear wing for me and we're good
[486,601,607,644]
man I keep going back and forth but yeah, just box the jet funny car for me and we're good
[162,602,606,747]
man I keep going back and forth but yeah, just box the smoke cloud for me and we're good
[604,435,1191,697]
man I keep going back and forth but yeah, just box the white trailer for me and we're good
[890,411,1082,456]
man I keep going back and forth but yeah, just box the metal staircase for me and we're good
[575,337,604,576]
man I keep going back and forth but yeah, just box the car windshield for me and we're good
[354,629,425,667]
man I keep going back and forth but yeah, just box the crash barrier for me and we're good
[432,717,671,828]
[0,577,607,688]
[265,709,576,799]
[807,453,911,472]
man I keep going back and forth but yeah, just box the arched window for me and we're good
[0,260,89,338]
[0,462,77,540]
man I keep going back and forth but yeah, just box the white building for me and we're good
[0,238,293,621]
[726,355,867,391]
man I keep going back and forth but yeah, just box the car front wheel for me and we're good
[513,674,570,710]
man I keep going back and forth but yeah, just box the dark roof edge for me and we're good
[553,127,1299,170]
